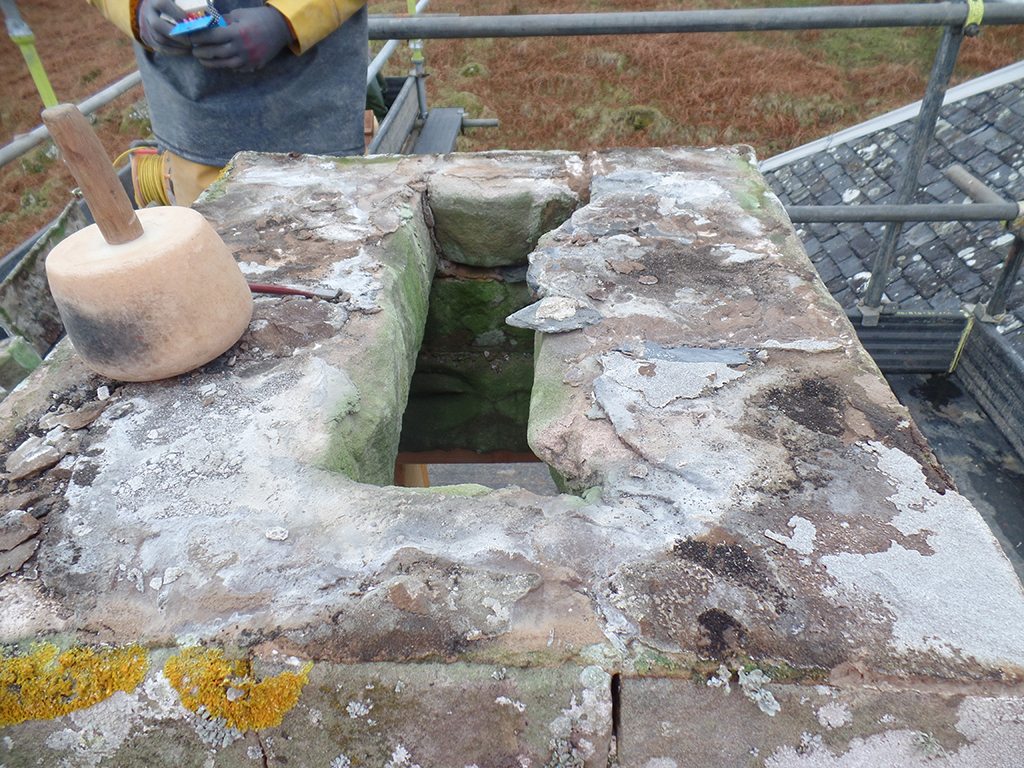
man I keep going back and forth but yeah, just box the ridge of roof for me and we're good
[759,60,1024,172]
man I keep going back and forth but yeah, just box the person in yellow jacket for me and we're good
[86,0,369,205]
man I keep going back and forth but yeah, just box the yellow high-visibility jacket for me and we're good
[86,0,367,54]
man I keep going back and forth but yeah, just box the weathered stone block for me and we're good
[618,675,1024,767]
[2,148,1023,766]
[0,651,610,768]
[428,152,580,267]
[0,336,42,395]
[268,662,611,768]
[195,152,438,485]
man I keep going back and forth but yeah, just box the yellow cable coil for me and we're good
[113,148,174,207]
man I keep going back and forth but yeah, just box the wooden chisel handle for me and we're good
[42,104,144,246]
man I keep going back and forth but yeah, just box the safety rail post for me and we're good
[942,163,1024,322]
[858,20,969,325]
[407,0,429,119]
[985,230,1024,320]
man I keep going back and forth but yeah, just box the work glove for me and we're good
[189,6,294,71]
[137,0,191,56]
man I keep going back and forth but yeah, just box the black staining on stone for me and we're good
[673,538,756,581]
[673,536,789,614]
[58,304,152,367]
[895,419,956,495]
[698,608,744,657]
[766,378,846,437]
[611,672,621,740]
[71,461,100,488]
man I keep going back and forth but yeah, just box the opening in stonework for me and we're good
[392,178,578,493]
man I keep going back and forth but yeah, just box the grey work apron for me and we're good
[135,2,368,166]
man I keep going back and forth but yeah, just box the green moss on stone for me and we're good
[323,212,433,485]
[412,483,493,498]
[402,349,535,454]
[422,279,535,350]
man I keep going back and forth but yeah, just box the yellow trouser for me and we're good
[163,110,376,207]
[166,153,224,207]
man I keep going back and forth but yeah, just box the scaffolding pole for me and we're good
[367,3,1024,39]
[858,23,966,323]
[785,203,1022,223]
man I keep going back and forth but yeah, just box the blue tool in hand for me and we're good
[170,1,225,36]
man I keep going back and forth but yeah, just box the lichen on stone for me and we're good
[162,646,311,731]
[0,642,148,726]
[738,667,781,716]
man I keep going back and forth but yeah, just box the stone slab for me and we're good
[0,656,610,768]
[1,148,1023,765]
[427,154,581,268]
[618,675,1024,767]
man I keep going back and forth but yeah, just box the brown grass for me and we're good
[413,0,1024,155]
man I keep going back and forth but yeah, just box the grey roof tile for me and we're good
[983,164,1017,189]
[864,221,886,239]
[809,222,840,240]
[935,255,961,279]
[948,135,985,163]
[831,287,856,308]
[848,230,877,258]
[970,151,1005,176]
[947,265,984,294]
[813,260,841,286]
[825,274,850,295]
[947,106,986,134]
[961,285,986,304]
[885,277,919,303]
[761,73,1024,357]
[899,295,933,311]
[930,288,964,312]
[802,237,823,258]
[814,154,837,171]
[917,164,944,185]
[864,182,894,201]
[904,222,938,247]
[971,125,1016,153]
[994,108,1020,133]
[999,90,1024,115]
[821,163,844,182]
[836,251,866,279]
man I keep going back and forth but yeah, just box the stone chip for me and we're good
[0,510,42,551]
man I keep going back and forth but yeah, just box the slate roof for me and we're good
[760,62,1024,355]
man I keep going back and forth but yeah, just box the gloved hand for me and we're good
[137,0,191,56]
[189,7,294,71]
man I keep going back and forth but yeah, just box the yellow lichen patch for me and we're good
[163,647,311,731]
[0,643,149,727]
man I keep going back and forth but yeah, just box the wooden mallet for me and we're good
[41,104,252,382]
